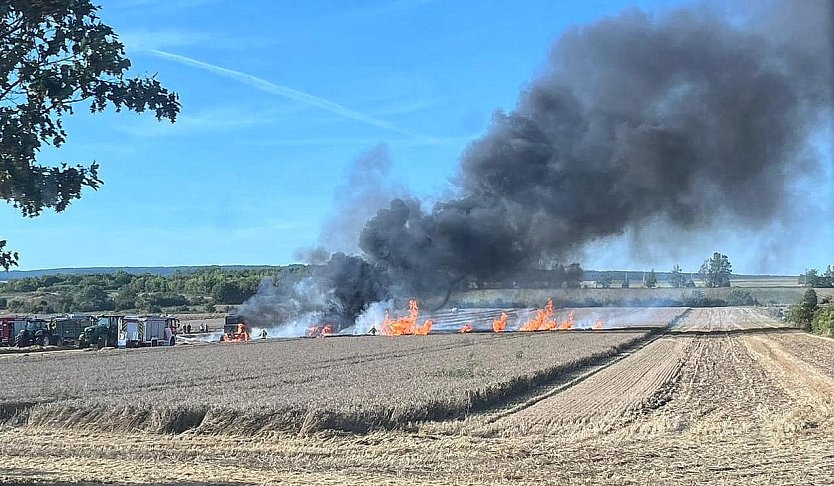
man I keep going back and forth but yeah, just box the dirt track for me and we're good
[1,307,833,485]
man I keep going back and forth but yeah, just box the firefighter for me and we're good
[260,328,267,339]
[369,326,377,336]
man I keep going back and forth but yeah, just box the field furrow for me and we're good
[483,336,688,439]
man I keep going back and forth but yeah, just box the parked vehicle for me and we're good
[0,316,27,346]
[15,318,52,347]
[118,316,177,348]
[51,315,95,347]
[78,314,122,349]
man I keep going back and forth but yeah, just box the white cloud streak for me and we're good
[146,49,435,142]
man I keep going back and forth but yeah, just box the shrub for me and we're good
[811,305,834,335]
[725,289,758,306]
[786,289,818,330]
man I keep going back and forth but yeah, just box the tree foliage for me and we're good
[811,304,834,335]
[669,264,686,288]
[0,266,309,312]
[700,252,732,288]
[799,267,833,288]
[786,288,818,330]
[0,0,180,268]
[644,269,657,288]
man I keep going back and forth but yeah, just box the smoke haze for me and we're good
[245,0,833,330]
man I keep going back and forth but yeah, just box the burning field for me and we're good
[2,307,834,485]
[0,0,831,482]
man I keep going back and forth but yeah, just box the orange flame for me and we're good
[558,311,576,330]
[459,324,473,333]
[492,312,508,332]
[222,322,250,342]
[592,319,604,330]
[415,319,433,335]
[306,324,334,337]
[381,299,433,336]
[520,299,556,331]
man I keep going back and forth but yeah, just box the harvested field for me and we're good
[671,306,787,331]
[0,330,652,434]
[483,335,689,439]
[2,306,834,485]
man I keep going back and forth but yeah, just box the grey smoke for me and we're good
[239,253,389,329]
[360,2,832,295]
[295,144,398,263]
[247,1,832,329]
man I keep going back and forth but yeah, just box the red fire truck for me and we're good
[0,316,27,346]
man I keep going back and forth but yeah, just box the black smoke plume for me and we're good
[360,3,832,298]
[245,1,832,330]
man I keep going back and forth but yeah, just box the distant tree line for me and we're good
[0,266,311,314]
[798,266,834,288]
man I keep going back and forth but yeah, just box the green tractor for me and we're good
[78,315,121,349]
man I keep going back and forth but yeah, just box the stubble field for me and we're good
[1,306,833,485]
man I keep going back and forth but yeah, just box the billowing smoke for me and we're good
[245,1,833,332]
[360,2,832,296]
[238,252,389,330]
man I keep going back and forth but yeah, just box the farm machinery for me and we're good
[78,315,180,348]
[13,318,53,347]
[51,315,95,347]
[78,314,122,349]
[220,314,250,342]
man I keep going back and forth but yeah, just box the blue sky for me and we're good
[2,0,831,274]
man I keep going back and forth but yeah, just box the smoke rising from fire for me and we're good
[361,3,831,294]
[244,1,833,330]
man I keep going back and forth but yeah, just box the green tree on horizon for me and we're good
[700,252,732,288]
[0,1,180,269]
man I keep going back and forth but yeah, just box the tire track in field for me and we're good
[742,334,834,434]
[481,335,688,439]
[617,333,794,441]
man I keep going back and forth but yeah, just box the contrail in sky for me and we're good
[147,49,434,141]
